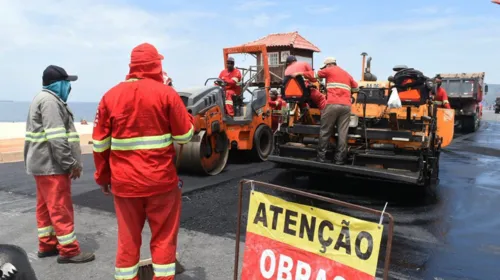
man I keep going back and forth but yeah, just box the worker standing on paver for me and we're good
[284,55,326,110]
[24,65,95,264]
[218,57,242,117]
[434,75,451,109]
[92,43,194,280]
[293,57,359,164]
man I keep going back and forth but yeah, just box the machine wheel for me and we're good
[175,130,229,176]
[252,125,274,161]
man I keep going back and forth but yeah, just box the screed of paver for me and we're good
[0,191,244,280]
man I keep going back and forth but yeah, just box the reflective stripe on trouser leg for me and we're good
[145,189,182,279]
[115,264,139,280]
[225,94,235,116]
[153,263,176,277]
[114,196,147,280]
[35,174,81,257]
[35,177,59,252]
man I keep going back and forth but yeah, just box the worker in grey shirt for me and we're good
[24,65,95,264]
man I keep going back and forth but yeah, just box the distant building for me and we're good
[230,31,320,86]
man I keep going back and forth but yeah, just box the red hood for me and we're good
[126,43,164,83]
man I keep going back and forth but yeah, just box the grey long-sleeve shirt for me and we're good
[24,89,82,175]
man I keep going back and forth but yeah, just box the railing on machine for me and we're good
[239,64,285,88]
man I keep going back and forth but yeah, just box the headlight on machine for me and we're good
[349,114,359,127]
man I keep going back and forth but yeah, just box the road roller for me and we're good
[174,44,274,175]
[269,52,455,194]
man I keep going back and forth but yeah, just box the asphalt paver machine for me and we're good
[269,57,455,192]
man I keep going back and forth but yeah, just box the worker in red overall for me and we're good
[92,43,194,280]
[268,89,287,131]
[293,57,359,164]
[284,56,326,110]
[218,57,242,117]
[434,75,451,109]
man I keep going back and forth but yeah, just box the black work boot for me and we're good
[57,252,95,264]
[316,155,327,163]
[333,154,346,165]
[37,249,59,258]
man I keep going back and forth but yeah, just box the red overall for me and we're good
[269,97,287,131]
[219,68,242,117]
[285,61,326,110]
[93,43,194,280]
[305,65,359,106]
[435,87,451,109]
[36,174,80,257]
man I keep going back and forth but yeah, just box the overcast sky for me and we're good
[1,0,499,102]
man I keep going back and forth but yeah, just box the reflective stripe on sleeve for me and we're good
[37,226,55,238]
[153,262,176,277]
[351,87,360,93]
[25,127,80,143]
[93,136,111,152]
[172,124,194,144]
[111,134,172,151]
[443,100,449,104]
[68,132,80,142]
[57,231,77,246]
[326,82,351,91]
[45,127,69,140]
[115,264,139,280]
[231,77,240,82]
[225,100,233,105]
[434,101,443,105]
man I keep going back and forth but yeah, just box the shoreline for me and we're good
[0,122,94,163]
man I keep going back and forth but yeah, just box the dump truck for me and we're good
[439,72,488,133]
[495,97,500,114]
[269,53,455,193]
[173,44,275,175]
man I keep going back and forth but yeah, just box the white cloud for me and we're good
[303,14,500,85]
[0,0,218,101]
[235,13,291,29]
[305,5,338,14]
[410,6,439,15]
[234,0,277,11]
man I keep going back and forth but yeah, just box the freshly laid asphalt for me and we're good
[1,111,500,280]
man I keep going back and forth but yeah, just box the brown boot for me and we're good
[175,259,185,274]
[57,252,95,264]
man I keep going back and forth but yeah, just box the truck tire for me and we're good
[252,125,274,161]
[461,116,477,133]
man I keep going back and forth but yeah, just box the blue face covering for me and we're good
[43,80,71,102]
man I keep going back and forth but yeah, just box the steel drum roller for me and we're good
[174,130,229,176]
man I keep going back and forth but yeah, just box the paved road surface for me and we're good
[1,121,500,279]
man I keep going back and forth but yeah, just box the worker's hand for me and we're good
[100,184,111,195]
[69,166,82,180]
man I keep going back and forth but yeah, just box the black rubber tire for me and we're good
[252,125,274,161]
[461,116,477,133]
